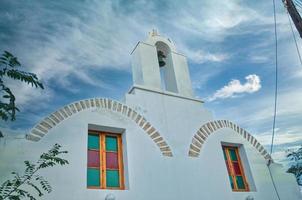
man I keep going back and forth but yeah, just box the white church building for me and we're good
[3,31,302,200]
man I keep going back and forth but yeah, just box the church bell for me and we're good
[157,50,166,67]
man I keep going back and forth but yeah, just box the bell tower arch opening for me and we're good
[155,41,178,93]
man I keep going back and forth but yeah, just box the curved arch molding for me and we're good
[26,98,173,157]
[188,120,273,162]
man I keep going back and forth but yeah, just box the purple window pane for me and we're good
[106,152,119,169]
[88,150,100,167]
[232,162,241,175]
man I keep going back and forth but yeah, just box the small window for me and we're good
[87,131,124,189]
[222,145,249,191]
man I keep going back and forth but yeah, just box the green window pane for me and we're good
[236,176,245,189]
[87,168,100,187]
[229,175,234,189]
[106,136,118,152]
[229,149,238,161]
[106,170,120,187]
[88,134,99,149]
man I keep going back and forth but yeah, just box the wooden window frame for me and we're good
[87,130,125,190]
[222,145,249,192]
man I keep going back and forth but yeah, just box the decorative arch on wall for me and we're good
[188,120,273,163]
[26,98,173,157]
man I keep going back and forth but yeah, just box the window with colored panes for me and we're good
[222,146,249,191]
[87,132,124,189]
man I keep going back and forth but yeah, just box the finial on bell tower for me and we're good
[149,29,159,37]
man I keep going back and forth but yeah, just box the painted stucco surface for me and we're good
[1,89,301,200]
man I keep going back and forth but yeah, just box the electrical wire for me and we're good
[286,9,302,66]
[294,0,302,8]
[268,0,281,199]
[294,2,302,10]
[293,0,302,14]
[270,0,278,159]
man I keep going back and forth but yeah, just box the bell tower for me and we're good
[130,30,194,98]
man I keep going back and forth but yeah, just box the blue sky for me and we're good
[1,0,302,163]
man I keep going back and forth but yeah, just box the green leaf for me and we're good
[0,51,20,69]
[0,144,68,199]
[5,69,43,89]
[27,181,43,197]
[0,51,44,123]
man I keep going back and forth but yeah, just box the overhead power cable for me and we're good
[270,0,278,159]
[294,0,302,7]
[294,0,302,8]
[293,0,302,13]
[267,0,281,200]
[286,9,302,67]
[283,0,302,38]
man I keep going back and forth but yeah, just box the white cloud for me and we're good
[249,55,270,64]
[237,88,302,128]
[192,69,221,90]
[255,129,302,147]
[0,0,284,109]
[172,0,275,42]
[0,1,153,108]
[183,48,229,64]
[2,77,53,107]
[254,129,302,163]
[208,74,261,101]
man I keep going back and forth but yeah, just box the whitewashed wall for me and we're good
[0,88,300,200]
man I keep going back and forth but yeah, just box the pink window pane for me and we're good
[88,150,100,167]
[232,162,241,175]
[106,152,118,169]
